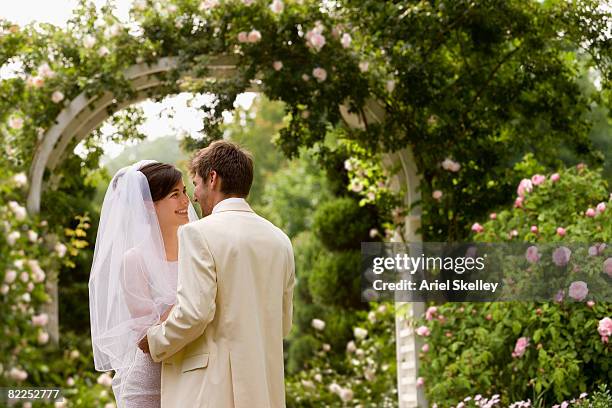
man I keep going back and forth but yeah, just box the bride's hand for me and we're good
[159,305,174,322]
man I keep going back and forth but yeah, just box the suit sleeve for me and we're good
[147,223,217,362]
[282,242,295,337]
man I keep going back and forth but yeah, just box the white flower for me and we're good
[37,331,49,344]
[301,74,310,82]
[0,285,9,295]
[27,229,38,241]
[4,270,17,283]
[66,377,75,386]
[199,0,219,10]
[55,243,67,258]
[22,292,31,303]
[70,350,80,359]
[270,0,284,14]
[339,388,354,402]
[98,46,111,57]
[354,327,368,340]
[9,116,24,130]
[50,90,65,104]
[349,179,364,193]
[247,30,262,43]
[243,0,255,4]
[314,373,322,382]
[20,271,29,282]
[311,318,326,331]
[346,340,356,353]
[368,311,376,323]
[355,348,364,357]
[7,231,21,246]
[133,0,147,11]
[312,67,327,82]
[359,61,369,72]
[386,79,396,93]
[83,35,96,49]
[97,372,113,387]
[322,343,331,351]
[300,379,315,389]
[273,61,283,71]
[441,158,461,172]
[340,33,351,48]
[328,383,341,395]
[344,159,354,171]
[369,228,379,238]
[167,4,178,13]
[105,23,123,37]
[12,172,28,187]
[9,367,28,381]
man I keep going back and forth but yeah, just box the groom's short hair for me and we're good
[190,140,254,197]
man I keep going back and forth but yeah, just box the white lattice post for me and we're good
[339,100,427,407]
[385,149,427,408]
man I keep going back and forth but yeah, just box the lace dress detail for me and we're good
[112,261,178,408]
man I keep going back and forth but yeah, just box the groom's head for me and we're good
[189,140,253,216]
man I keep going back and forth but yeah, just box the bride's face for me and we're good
[154,180,190,228]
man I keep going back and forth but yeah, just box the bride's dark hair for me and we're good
[138,162,182,202]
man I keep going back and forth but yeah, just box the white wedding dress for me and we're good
[111,260,178,408]
[89,161,198,408]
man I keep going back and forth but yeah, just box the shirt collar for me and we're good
[211,197,252,214]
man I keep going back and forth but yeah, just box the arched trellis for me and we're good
[27,56,426,408]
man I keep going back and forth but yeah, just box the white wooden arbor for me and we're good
[26,55,426,407]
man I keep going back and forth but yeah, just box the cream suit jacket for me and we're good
[146,199,295,408]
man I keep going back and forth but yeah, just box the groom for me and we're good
[138,140,295,408]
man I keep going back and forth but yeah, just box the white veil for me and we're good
[89,160,198,374]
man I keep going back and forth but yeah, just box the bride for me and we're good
[89,160,198,407]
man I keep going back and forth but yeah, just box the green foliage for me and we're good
[309,250,362,309]
[286,303,397,407]
[313,197,377,251]
[416,165,612,407]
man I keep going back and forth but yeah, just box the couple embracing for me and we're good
[89,141,295,408]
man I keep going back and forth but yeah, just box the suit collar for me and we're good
[211,197,253,214]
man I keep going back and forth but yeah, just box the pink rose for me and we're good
[556,227,566,237]
[512,337,529,358]
[596,202,606,214]
[307,32,326,52]
[598,317,612,343]
[530,225,538,233]
[31,313,49,327]
[517,179,533,197]
[421,343,429,353]
[471,223,484,233]
[415,326,430,337]
[587,300,595,308]
[489,213,497,220]
[416,377,425,387]
[514,196,524,208]
[272,61,283,71]
[312,67,327,82]
[568,281,588,301]
[525,246,540,264]
[247,30,262,43]
[531,174,546,185]
[585,208,596,217]
[432,190,443,200]
[550,173,560,182]
[552,246,571,266]
[603,258,612,278]
[341,33,351,48]
[425,306,437,321]
[237,31,248,43]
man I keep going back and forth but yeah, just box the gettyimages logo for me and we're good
[361,242,612,302]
